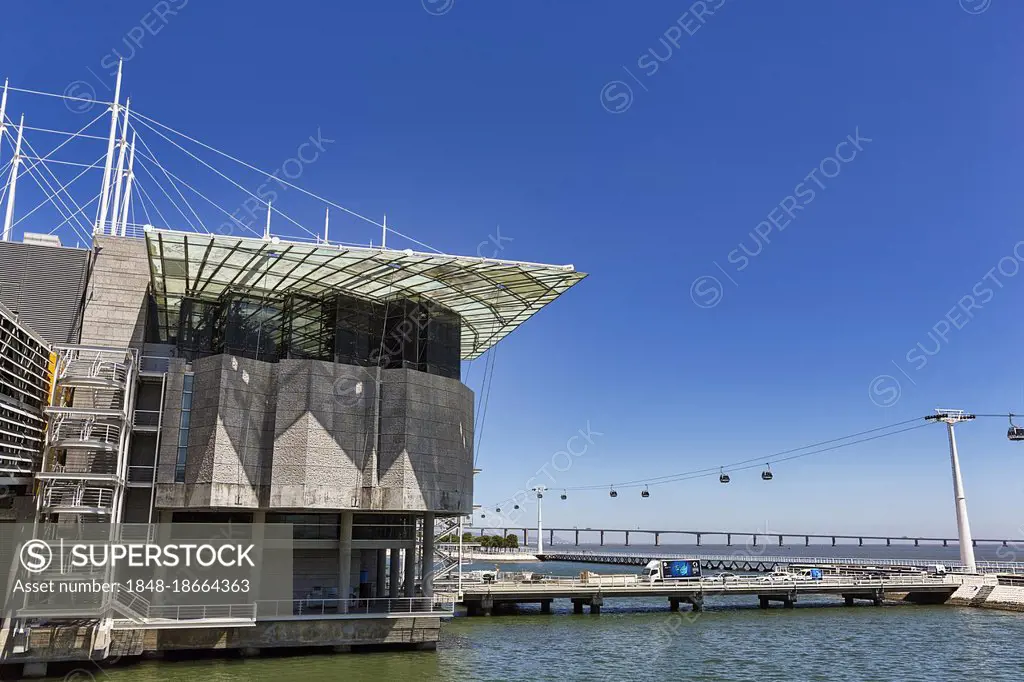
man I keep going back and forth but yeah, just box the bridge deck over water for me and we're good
[447,574,960,615]
[535,550,1024,574]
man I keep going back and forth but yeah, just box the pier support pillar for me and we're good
[669,598,680,612]
[778,535,783,547]
[915,539,919,547]
[589,596,603,615]
[600,531,604,546]
[550,529,554,547]
[572,599,585,614]
[832,537,836,547]
[1004,540,1009,547]
[727,533,732,546]
[858,538,863,547]
[540,600,552,614]
[696,533,701,547]
[625,531,629,546]
[758,596,769,609]
[523,529,528,546]
[783,598,795,609]
[872,595,882,606]
[655,532,660,546]
[805,536,809,547]
[973,539,977,547]
[481,596,494,617]
[575,530,579,546]
[752,534,758,546]
[844,596,855,606]
[941,539,947,547]
[886,538,891,547]
[689,595,704,612]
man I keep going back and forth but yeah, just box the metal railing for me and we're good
[127,465,155,483]
[61,358,130,385]
[147,603,257,621]
[139,356,171,374]
[42,483,115,510]
[52,418,122,446]
[132,410,161,429]
[255,597,452,619]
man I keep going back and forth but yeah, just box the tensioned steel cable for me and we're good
[478,417,932,509]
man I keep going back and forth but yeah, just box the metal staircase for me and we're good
[432,516,466,581]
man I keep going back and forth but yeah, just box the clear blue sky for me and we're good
[2,1,1023,537]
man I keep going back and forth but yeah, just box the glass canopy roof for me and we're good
[144,229,586,359]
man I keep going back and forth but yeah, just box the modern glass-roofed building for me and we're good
[0,226,584,665]
[0,69,585,672]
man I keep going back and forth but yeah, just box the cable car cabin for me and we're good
[641,489,650,498]
[609,489,618,498]
[560,492,567,500]
[719,473,730,484]
[1009,426,1024,441]
[761,470,773,481]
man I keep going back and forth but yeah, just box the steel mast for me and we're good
[926,409,977,573]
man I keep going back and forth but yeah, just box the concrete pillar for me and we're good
[481,595,493,617]
[669,598,680,612]
[389,548,401,599]
[805,536,809,547]
[600,530,604,546]
[844,595,855,606]
[549,529,554,547]
[858,537,863,547]
[783,598,795,609]
[690,595,704,612]
[778,535,783,547]
[376,548,387,598]
[572,599,584,614]
[727,533,732,546]
[943,539,948,547]
[832,537,837,547]
[752,534,758,546]
[590,596,603,614]
[575,530,579,546]
[339,511,353,611]
[523,528,528,545]
[696,533,701,547]
[1004,540,1009,547]
[758,596,769,609]
[886,538,891,547]
[655,532,660,546]
[915,539,919,547]
[625,531,630,546]
[421,512,435,598]
[540,600,552,614]
[404,544,417,597]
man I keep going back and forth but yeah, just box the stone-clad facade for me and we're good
[153,354,474,514]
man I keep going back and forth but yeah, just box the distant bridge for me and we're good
[469,526,1021,549]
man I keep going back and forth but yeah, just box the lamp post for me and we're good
[532,486,547,555]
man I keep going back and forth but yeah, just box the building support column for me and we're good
[339,511,353,612]
[404,544,417,597]
[389,548,401,599]
[376,549,388,598]
[421,512,435,598]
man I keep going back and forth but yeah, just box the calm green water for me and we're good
[71,602,1024,681]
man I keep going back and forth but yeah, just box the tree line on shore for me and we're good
[438,532,520,548]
